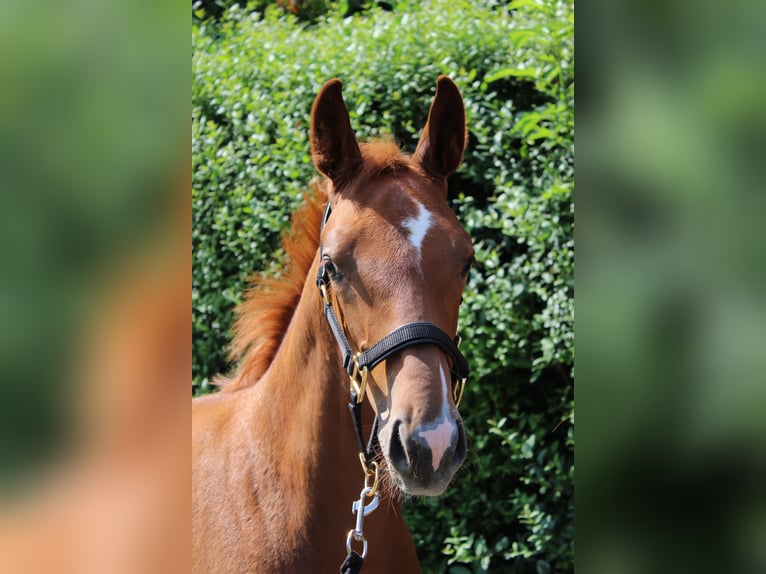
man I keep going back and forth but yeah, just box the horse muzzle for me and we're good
[382,412,467,496]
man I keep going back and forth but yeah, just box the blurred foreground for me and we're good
[0,1,189,572]
[578,0,766,572]
[0,216,190,573]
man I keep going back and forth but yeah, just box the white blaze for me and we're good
[417,363,457,472]
[401,202,433,262]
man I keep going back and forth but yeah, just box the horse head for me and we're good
[310,77,473,496]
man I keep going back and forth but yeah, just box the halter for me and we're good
[315,202,469,412]
[315,202,469,574]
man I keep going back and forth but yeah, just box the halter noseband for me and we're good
[315,202,469,414]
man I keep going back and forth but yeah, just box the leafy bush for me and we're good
[192,0,573,572]
[193,0,403,22]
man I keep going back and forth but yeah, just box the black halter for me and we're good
[315,202,469,461]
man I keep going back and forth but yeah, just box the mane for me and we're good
[220,138,411,392]
[219,182,326,392]
[357,138,417,179]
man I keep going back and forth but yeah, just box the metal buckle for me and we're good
[452,377,466,408]
[349,354,368,404]
[346,485,379,559]
[319,283,330,306]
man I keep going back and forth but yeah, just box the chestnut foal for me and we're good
[193,76,473,573]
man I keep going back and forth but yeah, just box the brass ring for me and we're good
[364,461,380,498]
[358,452,373,477]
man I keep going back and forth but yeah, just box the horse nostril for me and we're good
[388,420,409,472]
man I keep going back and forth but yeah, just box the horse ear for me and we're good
[413,76,466,181]
[310,79,362,184]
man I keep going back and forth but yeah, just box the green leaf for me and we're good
[484,67,538,84]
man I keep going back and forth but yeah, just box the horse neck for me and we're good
[236,256,419,572]
[247,255,368,520]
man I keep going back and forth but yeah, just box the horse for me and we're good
[192,76,473,574]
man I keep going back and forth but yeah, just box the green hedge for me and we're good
[192,1,573,572]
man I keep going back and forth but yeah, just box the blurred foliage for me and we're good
[192,0,394,21]
[192,0,573,572]
[577,0,766,572]
[0,0,187,486]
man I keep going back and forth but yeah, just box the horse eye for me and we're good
[461,255,475,278]
[322,256,342,279]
